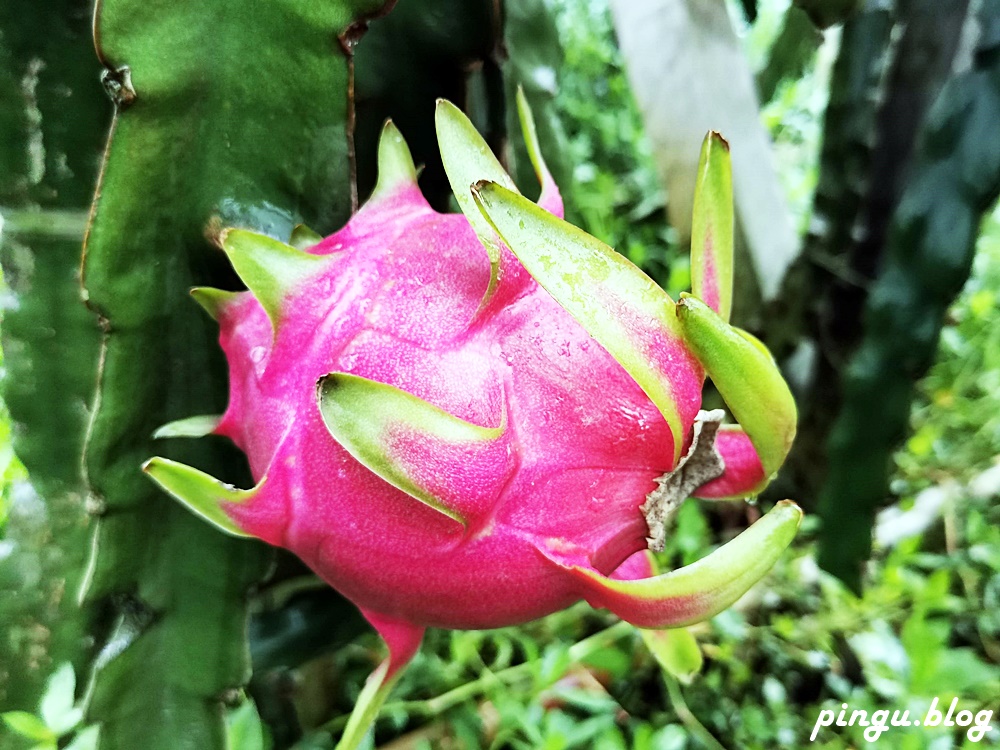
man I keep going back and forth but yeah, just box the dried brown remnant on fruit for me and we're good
[641,409,726,552]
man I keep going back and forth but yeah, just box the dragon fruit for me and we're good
[144,94,800,748]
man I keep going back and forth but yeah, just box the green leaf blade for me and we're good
[317,373,513,529]
[690,132,734,322]
[677,296,797,479]
[542,501,802,628]
[473,181,699,463]
[2,711,55,742]
[436,99,519,308]
[640,626,704,684]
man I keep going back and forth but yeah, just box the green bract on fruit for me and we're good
[145,94,801,748]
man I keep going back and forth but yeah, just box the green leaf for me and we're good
[640,627,703,684]
[436,99,519,308]
[288,224,323,251]
[190,287,241,322]
[368,120,418,204]
[0,1,105,710]
[152,415,221,440]
[317,373,511,527]
[221,230,329,330]
[225,699,266,750]
[80,2,391,748]
[676,295,797,479]
[514,87,559,208]
[142,458,258,539]
[540,501,802,628]
[690,132,734,322]
[472,181,692,462]
[39,663,80,736]
[2,711,55,742]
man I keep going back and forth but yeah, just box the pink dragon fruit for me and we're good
[144,94,800,747]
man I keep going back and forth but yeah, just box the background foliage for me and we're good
[1,0,998,748]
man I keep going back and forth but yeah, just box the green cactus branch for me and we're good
[79,1,393,748]
[818,0,1000,588]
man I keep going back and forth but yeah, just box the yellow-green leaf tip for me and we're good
[676,296,797,478]
[435,99,518,311]
[142,456,258,538]
[317,372,509,528]
[515,86,551,187]
[152,414,221,439]
[289,223,323,251]
[371,120,418,201]
[190,286,239,321]
[707,130,730,151]
[545,500,802,629]
[690,131,734,322]
[640,626,703,684]
[220,229,328,328]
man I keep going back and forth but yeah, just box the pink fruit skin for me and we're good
[212,179,709,630]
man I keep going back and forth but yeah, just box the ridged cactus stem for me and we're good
[78,2,393,748]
